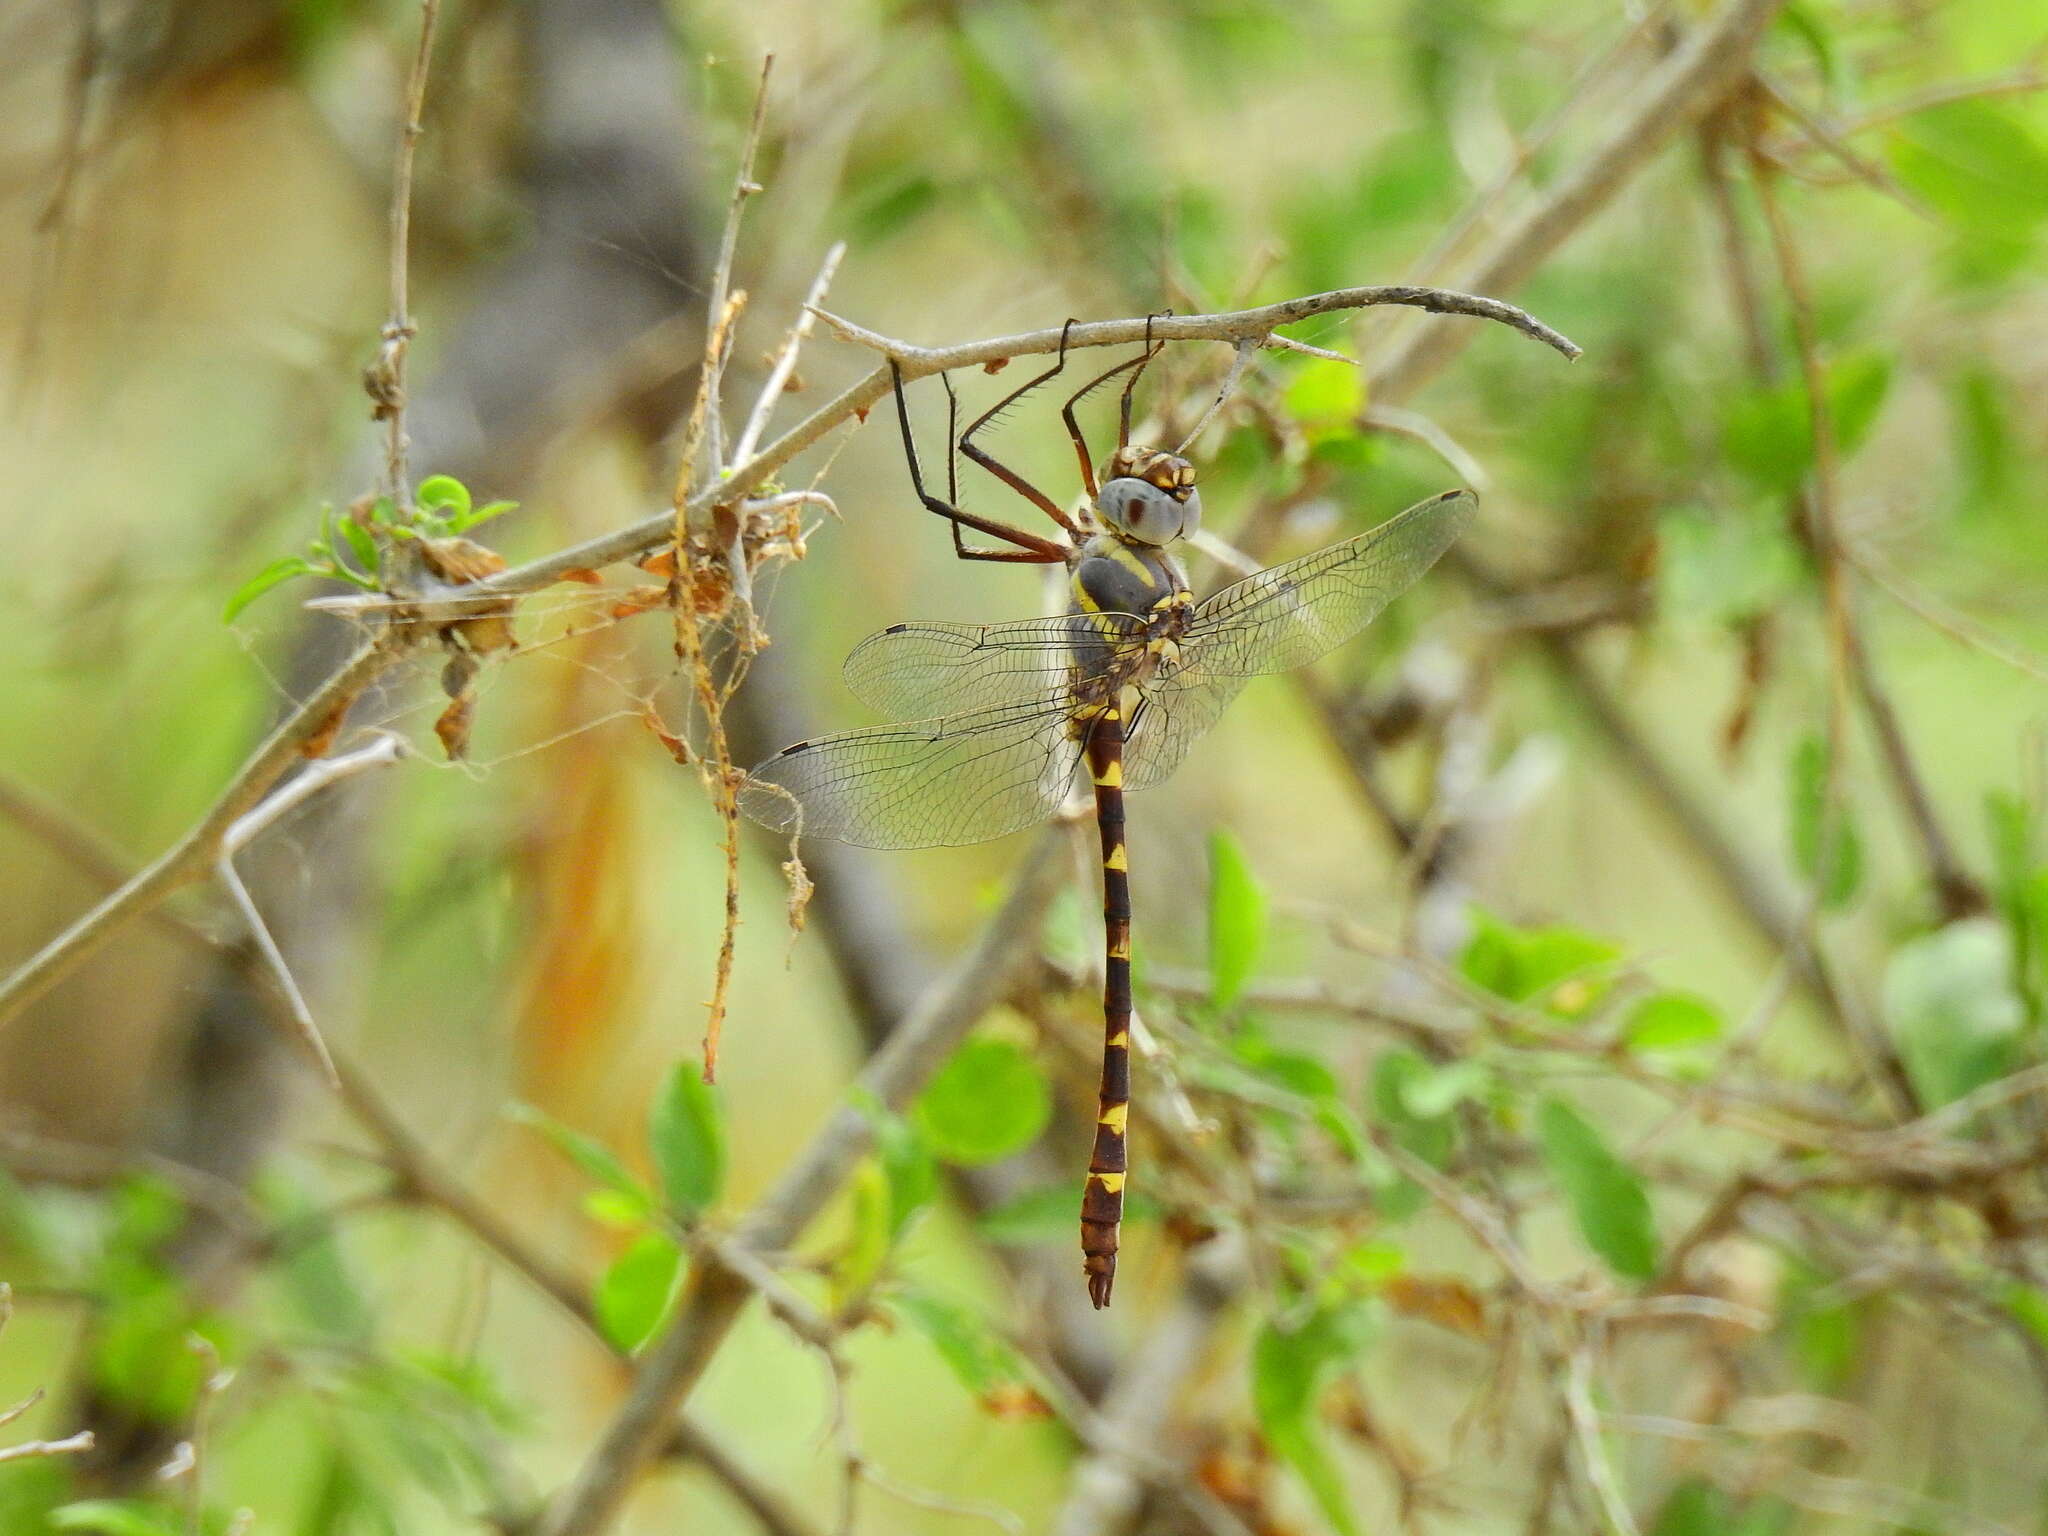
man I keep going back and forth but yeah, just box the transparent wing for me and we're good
[842,614,1143,720]
[739,697,1081,850]
[1123,659,1252,792]
[1186,489,1475,679]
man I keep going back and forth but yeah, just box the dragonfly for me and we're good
[741,325,1475,1306]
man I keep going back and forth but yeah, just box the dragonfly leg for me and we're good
[1117,311,1171,452]
[1059,311,1172,493]
[1080,704,1133,1309]
[892,362,1068,563]
[956,320,1085,539]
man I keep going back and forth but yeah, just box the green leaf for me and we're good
[1656,503,1801,625]
[1459,909,1620,1014]
[1208,829,1269,1008]
[914,1036,1051,1166]
[1883,919,2026,1106]
[852,1089,938,1246]
[1341,1239,1406,1284]
[1889,100,2048,238]
[2002,1280,2048,1349]
[582,1188,651,1228]
[1787,735,1862,909]
[1830,350,1893,456]
[593,1233,683,1353]
[1369,1049,1456,1167]
[1773,5,1846,101]
[222,555,315,622]
[456,498,518,534]
[1536,1096,1660,1281]
[50,1502,185,1536]
[1397,1058,1490,1118]
[1779,1259,1859,1390]
[1251,1304,1376,1536]
[887,1284,1037,1408]
[1367,1049,1456,1223]
[1232,1029,1340,1100]
[649,1061,725,1219]
[338,516,380,577]
[1951,366,2016,509]
[1282,357,1365,436]
[1652,1479,1735,1536]
[415,474,472,518]
[841,1162,895,1298]
[1722,350,1893,493]
[1624,992,1724,1053]
[506,1103,654,1216]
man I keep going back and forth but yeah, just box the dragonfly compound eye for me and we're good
[1096,477,1192,546]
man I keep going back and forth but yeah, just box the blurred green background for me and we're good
[3,0,2047,1532]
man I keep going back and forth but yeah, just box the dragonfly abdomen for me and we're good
[1080,703,1133,1309]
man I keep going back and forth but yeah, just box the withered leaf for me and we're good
[434,692,476,760]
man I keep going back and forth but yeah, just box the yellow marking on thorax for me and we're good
[1104,844,1128,871]
[1089,1171,1126,1194]
[1098,1103,1129,1133]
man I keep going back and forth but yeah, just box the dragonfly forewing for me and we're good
[842,614,1144,721]
[739,696,1084,850]
[1187,488,1474,679]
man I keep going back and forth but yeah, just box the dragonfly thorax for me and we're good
[1094,446,1200,547]
[1072,532,1190,622]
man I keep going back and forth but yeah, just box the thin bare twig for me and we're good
[368,0,442,508]
[1565,1344,1641,1536]
[0,1429,95,1464]
[733,245,841,466]
[700,55,775,482]
[215,734,407,1089]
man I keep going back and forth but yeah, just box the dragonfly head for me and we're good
[1096,447,1201,546]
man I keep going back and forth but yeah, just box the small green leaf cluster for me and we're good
[222,474,517,621]
[511,1059,722,1354]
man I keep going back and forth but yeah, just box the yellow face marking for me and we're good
[1098,1103,1129,1133]
[1094,759,1123,788]
[1104,844,1128,871]
[1089,1172,1126,1194]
